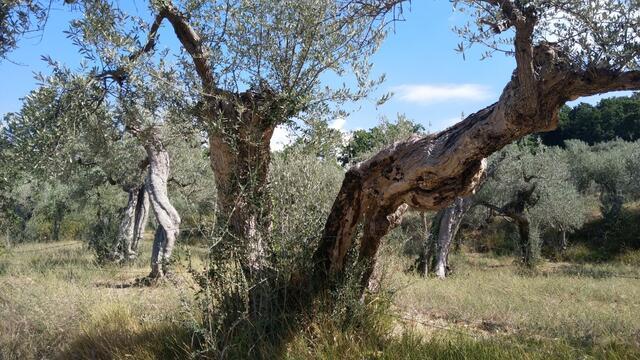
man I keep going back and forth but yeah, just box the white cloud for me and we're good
[393,84,492,104]
[270,125,294,152]
[329,117,346,131]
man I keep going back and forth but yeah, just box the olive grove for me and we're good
[1,0,640,356]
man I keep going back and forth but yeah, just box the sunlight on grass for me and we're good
[2,239,640,359]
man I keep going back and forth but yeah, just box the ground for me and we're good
[1,236,640,359]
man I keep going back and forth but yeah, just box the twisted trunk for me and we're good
[111,183,149,260]
[146,131,181,278]
[131,184,150,253]
[112,187,139,259]
[158,2,290,319]
[313,40,640,292]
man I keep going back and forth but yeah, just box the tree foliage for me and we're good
[566,139,640,222]
[0,0,50,59]
[476,142,591,265]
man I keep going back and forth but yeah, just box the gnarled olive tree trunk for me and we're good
[312,39,640,291]
[131,184,150,254]
[112,186,139,259]
[206,92,279,318]
[111,183,149,261]
[433,197,473,278]
[155,4,294,318]
[416,196,473,278]
[417,155,499,278]
[480,182,539,267]
[145,130,181,278]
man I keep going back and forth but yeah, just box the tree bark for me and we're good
[150,2,294,316]
[109,178,150,261]
[312,39,640,292]
[145,130,181,278]
[112,186,142,260]
[416,211,439,277]
[433,196,473,278]
[515,217,531,267]
[206,92,279,319]
[131,184,150,254]
[559,230,567,252]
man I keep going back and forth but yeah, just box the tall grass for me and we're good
[0,239,201,359]
[2,238,640,359]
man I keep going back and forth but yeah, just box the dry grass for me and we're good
[2,237,640,359]
[382,250,640,352]
[0,238,204,359]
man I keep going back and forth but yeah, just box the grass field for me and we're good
[1,237,639,359]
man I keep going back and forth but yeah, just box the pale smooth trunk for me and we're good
[146,133,181,278]
[112,187,140,260]
[434,197,473,278]
[131,184,150,253]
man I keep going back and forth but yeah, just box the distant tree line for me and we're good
[541,94,640,146]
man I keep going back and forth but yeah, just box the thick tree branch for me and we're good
[160,3,217,97]
[570,69,640,99]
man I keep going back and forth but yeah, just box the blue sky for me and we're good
[0,0,630,139]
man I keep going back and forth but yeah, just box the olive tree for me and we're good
[476,144,590,267]
[313,0,640,290]
[3,77,150,256]
[566,139,640,224]
[0,0,49,59]
[67,0,403,314]
[5,67,193,280]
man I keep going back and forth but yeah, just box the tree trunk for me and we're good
[313,41,640,292]
[207,96,276,319]
[112,186,141,260]
[416,211,439,277]
[433,196,473,278]
[146,131,181,278]
[131,184,150,254]
[51,210,62,242]
[359,204,407,291]
[515,217,532,267]
[110,181,149,261]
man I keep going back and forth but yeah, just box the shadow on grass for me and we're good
[56,309,200,360]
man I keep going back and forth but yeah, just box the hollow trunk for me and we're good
[433,196,473,278]
[146,131,181,278]
[131,184,150,253]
